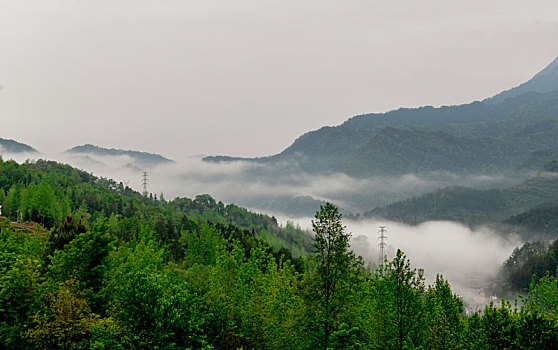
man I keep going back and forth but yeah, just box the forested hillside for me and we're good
[205,57,558,180]
[1,156,558,348]
[0,157,312,256]
[205,90,558,178]
[499,239,558,293]
[363,164,558,232]
[341,127,520,176]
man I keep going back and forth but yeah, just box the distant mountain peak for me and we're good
[532,56,558,79]
[0,138,38,154]
[67,144,173,168]
[486,56,558,104]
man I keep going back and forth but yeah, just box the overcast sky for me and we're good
[1,0,557,159]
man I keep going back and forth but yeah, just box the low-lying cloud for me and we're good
[1,150,525,218]
[278,215,521,309]
[3,151,524,309]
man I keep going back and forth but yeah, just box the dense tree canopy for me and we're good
[1,158,558,348]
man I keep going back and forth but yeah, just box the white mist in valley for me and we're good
[277,215,522,309]
[3,150,524,309]
[9,150,525,217]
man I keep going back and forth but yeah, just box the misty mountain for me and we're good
[486,56,558,104]
[204,57,558,178]
[341,127,521,176]
[363,163,558,231]
[505,204,558,237]
[67,144,173,169]
[0,138,37,154]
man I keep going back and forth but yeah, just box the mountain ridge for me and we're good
[0,138,38,154]
[67,144,174,168]
[486,56,558,104]
[363,162,558,231]
[203,57,558,179]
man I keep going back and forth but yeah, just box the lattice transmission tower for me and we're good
[378,226,387,265]
[142,171,149,196]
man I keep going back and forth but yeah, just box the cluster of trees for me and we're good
[363,169,558,234]
[499,239,558,294]
[505,204,558,238]
[342,127,520,177]
[1,157,558,348]
[0,158,312,255]
[1,204,557,348]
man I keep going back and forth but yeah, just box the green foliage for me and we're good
[27,279,96,350]
[0,228,42,348]
[49,218,114,312]
[4,184,23,220]
[19,182,64,228]
[181,222,225,268]
[2,157,558,348]
[89,317,129,350]
[105,234,207,349]
[43,214,88,268]
[524,271,558,319]
[303,203,364,350]
[423,275,464,349]
[515,310,558,349]
[371,249,426,349]
[480,301,518,350]
[499,240,558,293]
[365,173,558,229]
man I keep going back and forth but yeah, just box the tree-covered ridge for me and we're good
[0,157,313,256]
[205,70,558,177]
[505,204,558,236]
[67,144,174,168]
[1,200,558,349]
[0,137,38,154]
[341,127,521,176]
[363,170,558,231]
[499,239,558,294]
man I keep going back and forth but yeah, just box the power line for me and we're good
[378,226,387,265]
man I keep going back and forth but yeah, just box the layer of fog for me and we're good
[278,215,521,310]
[3,150,524,309]
[1,150,527,218]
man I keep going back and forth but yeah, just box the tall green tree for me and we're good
[423,275,464,349]
[43,214,87,269]
[304,203,364,350]
[371,249,426,349]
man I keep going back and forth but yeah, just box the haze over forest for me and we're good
[4,53,558,305]
[2,2,558,348]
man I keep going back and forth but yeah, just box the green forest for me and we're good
[363,162,558,233]
[1,157,558,349]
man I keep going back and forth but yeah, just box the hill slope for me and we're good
[486,56,558,104]
[204,57,558,178]
[67,144,173,168]
[0,157,312,256]
[363,167,558,229]
[0,138,37,154]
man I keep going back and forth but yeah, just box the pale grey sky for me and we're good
[1,0,557,159]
